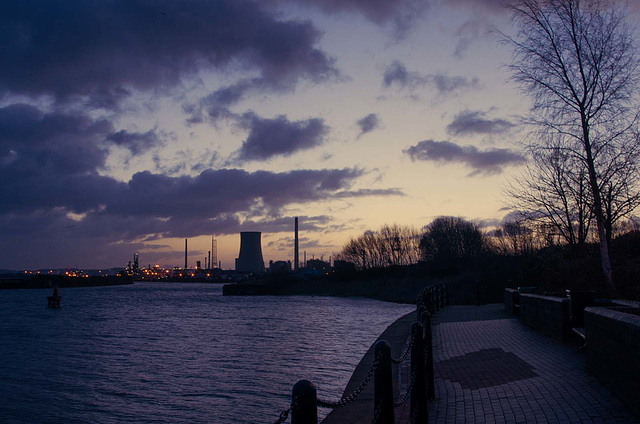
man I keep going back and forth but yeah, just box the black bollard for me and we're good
[411,322,428,423]
[373,340,395,424]
[440,284,445,308]
[420,311,435,400]
[291,380,317,424]
[434,286,440,312]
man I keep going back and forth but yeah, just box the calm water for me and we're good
[0,283,413,423]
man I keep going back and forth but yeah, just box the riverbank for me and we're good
[320,310,415,423]
[223,278,426,304]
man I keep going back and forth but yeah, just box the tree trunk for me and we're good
[582,118,615,295]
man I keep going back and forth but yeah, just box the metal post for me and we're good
[411,322,428,423]
[291,380,317,424]
[421,311,435,399]
[373,340,395,424]
[435,286,440,312]
[440,284,445,308]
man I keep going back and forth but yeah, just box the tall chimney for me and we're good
[184,238,188,269]
[294,217,299,272]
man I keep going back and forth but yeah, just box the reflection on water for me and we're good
[0,283,412,423]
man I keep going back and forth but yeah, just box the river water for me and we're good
[0,283,413,423]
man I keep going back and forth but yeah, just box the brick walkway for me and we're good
[396,304,638,424]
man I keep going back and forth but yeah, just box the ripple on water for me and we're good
[0,283,413,423]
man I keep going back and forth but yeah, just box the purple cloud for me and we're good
[272,0,430,37]
[383,61,480,95]
[356,113,381,137]
[0,0,338,109]
[234,113,330,162]
[446,110,516,136]
[404,139,525,176]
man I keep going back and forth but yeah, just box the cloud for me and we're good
[106,129,163,155]
[272,0,430,37]
[404,139,525,176]
[452,18,495,58]
[445,0,505,12]
[382,61,480,96]
[0,162,403,268]
[0,0,338,109]
[446,110,516,136]
[356,113,381,137]
[232,112,329,162]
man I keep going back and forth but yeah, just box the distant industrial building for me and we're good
[235,231,265,273]
[269,260,291,273]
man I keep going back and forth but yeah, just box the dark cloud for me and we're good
[382,61,480,95]
[0,124,402,265]
[271,0,429,37]
[356,113,381,137]
[334,188,404,198]
[445,0,505,12]
[452,18,494,58]
[383,61,420,87]
[0,0,338,108]
[446,110,516,136]
[106,129,163,155]
[233,113,329,162]
[404,139,525,176]
[0,104,112,184]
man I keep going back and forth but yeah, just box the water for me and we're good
[0,283,413,423]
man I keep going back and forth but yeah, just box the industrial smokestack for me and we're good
[235,232,265,273]
[184,238,188,269]
[294,217,299,272]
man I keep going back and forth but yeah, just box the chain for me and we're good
[316,356,380,409]
[409,404,419,424]
[394,366,417,407]
[272,405,292,424]
[391,329,416,364]
[370,402,383,424]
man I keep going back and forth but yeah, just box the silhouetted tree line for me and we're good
[336,215,640,299]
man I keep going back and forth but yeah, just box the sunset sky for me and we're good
[1,0,638,270]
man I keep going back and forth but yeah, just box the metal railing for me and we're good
[272,283,447,424]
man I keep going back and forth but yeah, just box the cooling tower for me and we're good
[235,232,265,273]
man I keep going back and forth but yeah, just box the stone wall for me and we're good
[504,288,519,316]
[585,307,640,417]
[519,294,570,341]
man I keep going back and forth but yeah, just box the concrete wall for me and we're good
[504,288,519,316]
[519,294,570,341]
[585,307,640,417]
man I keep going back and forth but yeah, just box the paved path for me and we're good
[395,304,638,424]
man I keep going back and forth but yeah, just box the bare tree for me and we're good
[489,219,543,255]
[337,224,421,270]
[503,0,640,291]
[505,136,594,248]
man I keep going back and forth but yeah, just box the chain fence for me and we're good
[316,355,380,409]
[270,283,446,424]
[391,327,417,364]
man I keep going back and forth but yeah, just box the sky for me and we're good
[1,0,638,270]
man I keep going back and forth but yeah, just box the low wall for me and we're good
[519,294,570,341]
[504,288,519,316]
[585,307,640,417]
